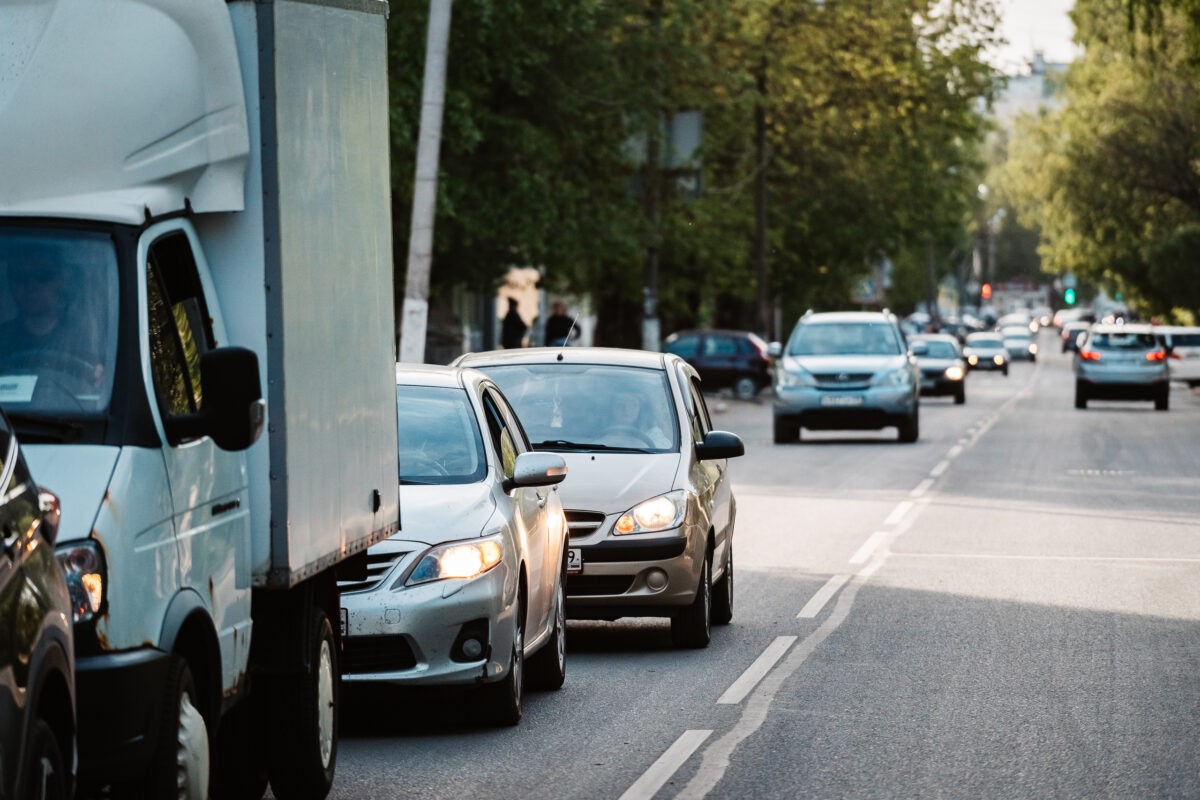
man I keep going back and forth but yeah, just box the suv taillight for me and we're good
[1080,350,1102,361]
[1146,350,1166,362]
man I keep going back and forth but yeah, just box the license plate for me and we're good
[820,395,863,407]
[339,608,348,637]
[567,548,583,575]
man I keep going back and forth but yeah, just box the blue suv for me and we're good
[772,311,920,443]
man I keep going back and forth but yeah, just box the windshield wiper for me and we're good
[7,412,85,444]
[533,439,651,453]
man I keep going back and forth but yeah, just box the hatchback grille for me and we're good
[566,576,635,596]
[564,510,606,540]
[337,550,410,594]
[341,635,417,673]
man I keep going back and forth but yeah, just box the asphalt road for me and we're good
[329,334,1200,800]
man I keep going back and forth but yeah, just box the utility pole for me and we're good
[753,58,769,339]
[399,0,452,363]
[641,0,664,353]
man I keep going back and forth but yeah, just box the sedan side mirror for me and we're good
[767,342,783,359]
[507,452,568,491]
[695,430,744,461]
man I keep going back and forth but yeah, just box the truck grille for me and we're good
[341,635,417,673]
[564,510,606,540]
[337,550,410,594]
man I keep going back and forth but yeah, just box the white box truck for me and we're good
[0,1,398,797]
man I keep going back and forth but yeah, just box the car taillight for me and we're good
[1146,350,1166,361]
[1080,350,1102,361]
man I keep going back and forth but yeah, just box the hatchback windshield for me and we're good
[918,341,959,359]
[396,385,487,485]
[481,363,680,453]
[0,228,120,416]
[787,322,902,356]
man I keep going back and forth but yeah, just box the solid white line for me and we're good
[884,501,912,526]
[619,729,713,800]
[717,636,798,705]
[909,478,935,498]
[895,552,1200,564]
[929,460,951,478]
[850,531,889,565]
[797,574,851,619]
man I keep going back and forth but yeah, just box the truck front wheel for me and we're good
[268,609,337,800]
[126,655,209,799]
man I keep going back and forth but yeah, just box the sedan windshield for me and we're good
[480,363,680,453]
[396,385,487,485]
[0,228,120,417]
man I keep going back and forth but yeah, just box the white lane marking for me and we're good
[896,553,1200,564]
[946,444,964,460]
[849,531,889,565]
[929,460,951,478]
[909,478,935,498]
[797,574,850,619]
[717,636,798,705]
[619,729,712,800]
[884,501,912,526]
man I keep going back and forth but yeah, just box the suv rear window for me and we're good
[1090,332,1158,349]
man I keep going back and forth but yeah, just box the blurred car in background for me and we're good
[456,347,743,649]
[772,311,920,443]
[997,311,1037,333]
[1073,324,1170,410]
[1160,326,1200,387]
[1001,325,1038,362]
[1,407,75,800]
[662,329,774,399]
[1061,320,1091,353]
[963,332,1010,375]
[340,365,569,725]
[910,334,967,404]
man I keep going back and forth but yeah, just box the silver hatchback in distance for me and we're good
[772,311,920,443]
[1073,324,1170,410]
[455,348,743,649]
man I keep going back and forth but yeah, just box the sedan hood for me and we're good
[554,452,681,514]
[23,445,119,544]
[395,482,497,547]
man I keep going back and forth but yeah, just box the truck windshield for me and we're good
[0,228,120,417]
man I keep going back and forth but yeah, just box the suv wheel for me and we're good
[897,409,919,443]
[773,416,799,444]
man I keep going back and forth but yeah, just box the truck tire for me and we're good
[268,609,337,800]
[671,552,712,648]
[482,602,525,725]
[526,572,566,691]
[211,697,268,800]
[712,543,733,625]
[19,718,69,800]
[126,655,209,800]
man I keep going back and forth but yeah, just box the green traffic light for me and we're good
[1064,288,1076,305]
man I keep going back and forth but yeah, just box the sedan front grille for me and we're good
[564,510,606,540]
[337,550,410,594]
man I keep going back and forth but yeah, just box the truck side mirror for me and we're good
[200,347,265,451]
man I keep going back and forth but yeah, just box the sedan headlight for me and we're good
[967,354,979,366]
[615,490,687,535]
[944,365,965,381]
[993,354,1006,366]
[407,536,504,585]
[872,366,911,387]
[55,540,105,625]
[1029,343,1039,355]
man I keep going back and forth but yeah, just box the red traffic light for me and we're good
[981,283,992,300]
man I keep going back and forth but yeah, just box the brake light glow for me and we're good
[1080,350,1102,361]
[1145,350,1166,362]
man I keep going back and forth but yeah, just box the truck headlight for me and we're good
[55,540,105,625]
[615,490,686,534]
[407,537,504,585]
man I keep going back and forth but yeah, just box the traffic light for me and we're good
[981,282,992,300]
[1064,287,1076,306]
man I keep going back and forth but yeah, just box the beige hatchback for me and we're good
[454,348,743,648]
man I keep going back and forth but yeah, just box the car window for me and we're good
[396,384,486,485]
[920,341,960,358]
[1089,332,1158,349]
[968,337,1003,348]
[703,336,739,357]
[482,363,680,453]
[686,378,712,443]
[481,389,520,480]
[664,335,700,358]
[788,322,903,356]
[146,232,214,424]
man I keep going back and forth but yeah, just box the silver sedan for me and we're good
[339,365,569,725]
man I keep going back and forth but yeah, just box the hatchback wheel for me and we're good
[671,552,711,648]
[733,376,759,400]
[711,543,733,625]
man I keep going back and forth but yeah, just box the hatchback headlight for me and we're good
[55,540,105,625]
[615,490,687,535]
[873,366,911,387]
[407,536,504,585]
[944,365,965,381]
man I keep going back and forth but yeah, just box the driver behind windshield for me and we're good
[607,391,671,449]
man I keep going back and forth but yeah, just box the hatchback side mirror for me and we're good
[695,430,744,461]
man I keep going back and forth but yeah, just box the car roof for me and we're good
[965,331,1003,340]
[1088,323,1156,334]
[456,346,671,371]
[911,333,958,344]
[799,311,895,325]
[666,328,758,338]
[394,362,487,391]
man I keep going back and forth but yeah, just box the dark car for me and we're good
[663,329,773,399]
[0,407,75,800]
[910,334,967,404]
